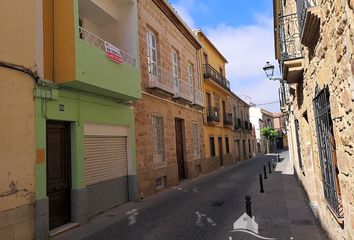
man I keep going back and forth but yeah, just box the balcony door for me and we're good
[206,92,211,108]
[172,50,179,90]
[147,31,158,77]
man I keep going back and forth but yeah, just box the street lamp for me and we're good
[262,61,284,82]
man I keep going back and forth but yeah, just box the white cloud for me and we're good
[206,14,280,112]
[170,0,197,28]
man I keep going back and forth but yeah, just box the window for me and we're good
[225,137,230,153]
[313,86,343,218]
[192,123,201,159]
[156,176,166,190]
[203,53,208,64]
[147,31,158,76]
[295,119,303,170]
[172,49,179,88]
[188,62,194,95]
[152,115,165,166]
[209,137,215,157]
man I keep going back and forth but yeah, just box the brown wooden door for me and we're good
[46,122,71,230]
[175,119,186,180]
[218,137,223,166]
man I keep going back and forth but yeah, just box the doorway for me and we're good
[243,140,247,160]
[218,137,223,166]
[175,118,186,180]
[46,121,71,230]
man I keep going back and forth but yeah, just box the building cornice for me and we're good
[195,29,228,64]
[152,0,202,50]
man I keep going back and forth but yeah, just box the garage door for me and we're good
[84,135,128,217]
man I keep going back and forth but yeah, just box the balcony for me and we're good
[203,64,230,91]
[279,82,290,113]
[173,79,193,103]
[192,88,204,108]
[206,107,220,124]
[234,118,242,130]
[278,13,304,84]
[297,0,321,48]
[223,113,233,126]
[50,0,140,100]
[147,63,174,96]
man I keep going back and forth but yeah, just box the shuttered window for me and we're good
[147,31,158,77]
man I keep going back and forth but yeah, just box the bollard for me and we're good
[268,161,272,173]
[245,195,252,217]
[277,154,280,162]
[263,165,267,179]
[259,174,264,193]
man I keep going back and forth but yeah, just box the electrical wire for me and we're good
[253,101,280,106]
[0,61,39,83]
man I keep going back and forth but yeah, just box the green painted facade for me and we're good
[35,86,137,200]
[35,0,141,201]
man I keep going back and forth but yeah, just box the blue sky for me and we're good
[170,0,281,112]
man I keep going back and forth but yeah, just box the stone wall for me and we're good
[282,0,354,239]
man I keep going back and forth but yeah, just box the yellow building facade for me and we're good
[195,30,254,172]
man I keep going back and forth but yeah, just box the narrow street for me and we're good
[54,152,327,240]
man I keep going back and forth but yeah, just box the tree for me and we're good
[260,126,279,154]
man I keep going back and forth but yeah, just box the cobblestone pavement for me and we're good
[54,151,327,240]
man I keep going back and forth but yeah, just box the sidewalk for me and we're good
[52,151,328,240]
[242,151,327,240]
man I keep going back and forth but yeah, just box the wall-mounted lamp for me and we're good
[262,61,285,82]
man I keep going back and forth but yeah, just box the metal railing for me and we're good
[79,27,137,67]
[313,86,343,218]
[279,82,290,110]
[193,88,204,107]
[223,113,233,126]
[203,64,230,90]
[148,63,174,94]
[206,107,220,123]
[278,13,303,62]
[296,0,318,33]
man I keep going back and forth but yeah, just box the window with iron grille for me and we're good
[313,86,343,218]
[152,115,165,167]
[192,123,201,159]
[294,119,304,170]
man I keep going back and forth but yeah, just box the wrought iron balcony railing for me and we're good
[278,13,303,62]
[207,107,220,123]
[79,27,137,67]
[223,113,233,126]
[296,0,318,33]
[203,64,230,91]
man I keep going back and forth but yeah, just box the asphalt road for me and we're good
[56,152,327,240]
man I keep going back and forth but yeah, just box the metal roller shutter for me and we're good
[84,135,128,217]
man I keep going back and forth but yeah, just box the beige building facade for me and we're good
[0,1,41,238]
[135,0,205,198]
[273,0,354,239]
